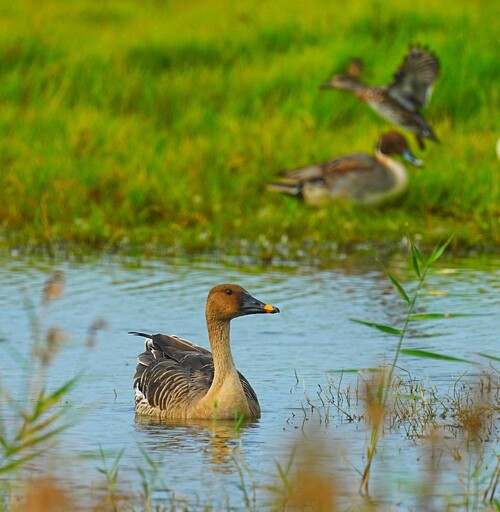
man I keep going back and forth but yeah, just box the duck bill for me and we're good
[239,293,280,315]
[402,149,423,168]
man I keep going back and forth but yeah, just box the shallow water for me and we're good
[1,252,499,508]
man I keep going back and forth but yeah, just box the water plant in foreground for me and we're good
[294,238,498,510]
[1,243,498,510]
[352,237,455,495]
[0,271,76,488]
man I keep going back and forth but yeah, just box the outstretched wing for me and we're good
[388,46,440,111]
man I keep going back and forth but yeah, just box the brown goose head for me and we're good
[206,284,280,322]
[377,132,423,167]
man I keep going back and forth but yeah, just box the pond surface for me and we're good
[1,251,499,509]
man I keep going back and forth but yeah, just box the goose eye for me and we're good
[224,288,233,296]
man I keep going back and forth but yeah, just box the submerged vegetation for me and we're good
[1,241,498,510]
[0,0,498,258]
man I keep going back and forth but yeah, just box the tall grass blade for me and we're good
[18,411,65,440]
[138,445,155,469]
[409,313,486,321]
[400,348,474,363]
[350,319,402,336]
[393,393,425,401]
[476,352,500,362]
[29,376,79,422]
[410,243,424,278]
[380,264,410,304]
[375,253,410,302]
[411,242,425,265]
[14,424,71,452]
[328,368,380,374]
[428,237,453,265]
[0,450,45,474]
[411,253,421,278]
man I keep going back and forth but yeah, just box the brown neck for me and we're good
[206,317,237,383]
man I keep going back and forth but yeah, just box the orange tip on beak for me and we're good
[264,304,275,313]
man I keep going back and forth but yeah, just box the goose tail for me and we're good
[129,331,153,339]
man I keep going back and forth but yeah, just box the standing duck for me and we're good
[267,132,422,206]
[321,46,440,149]
[131,284,279,420]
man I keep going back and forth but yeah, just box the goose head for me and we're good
[377,132,423,167]
[206,284,280,322]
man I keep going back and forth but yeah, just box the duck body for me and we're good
[358,85,438,145]
[322,47,440,149]
[267,132,422,207]
[132,284,279,420]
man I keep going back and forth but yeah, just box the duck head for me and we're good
[377,132,423,167]
[206,284,280,322]
[320,74,361,91]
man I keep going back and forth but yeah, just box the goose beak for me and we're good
[402,149,423,168]
[320,82,333,90]
[240,293,280,315]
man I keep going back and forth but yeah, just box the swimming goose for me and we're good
[267,132,422,206]
[131,284,279,420]
[321,46,440,149]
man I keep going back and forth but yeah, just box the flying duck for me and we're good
[321,46,440,149]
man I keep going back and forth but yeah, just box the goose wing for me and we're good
[388,47,440,111]
[132,332,213,412]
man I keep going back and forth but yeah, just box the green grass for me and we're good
[0,0,498,258]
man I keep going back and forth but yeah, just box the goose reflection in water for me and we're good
[134,415,259,474]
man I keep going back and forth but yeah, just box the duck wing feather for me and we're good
[321,154,397,198]
[276,162,324,182]
[269,154,378,198]
[274,154,373,183]
[388,47,440,111]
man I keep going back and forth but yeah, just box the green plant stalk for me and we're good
[233,450,257,512]
[483,453,500,504]
[359,238,451,496]
[137,445,162,512]
[383,263,428,405]
[97,446,124,494]
[0,274,77,486]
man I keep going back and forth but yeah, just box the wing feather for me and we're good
[388,46,440,110]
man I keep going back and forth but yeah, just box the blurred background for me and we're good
[0,0,498,259]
